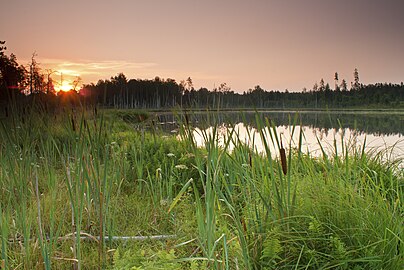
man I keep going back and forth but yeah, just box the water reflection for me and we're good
[191,123,403,162]
[153,111,403,163]
[157,111,404,137]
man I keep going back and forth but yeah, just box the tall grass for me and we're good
[0,106,402,269]
[175,110,403,269]
[0,105,119,269]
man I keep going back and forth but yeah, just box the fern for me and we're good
[260,236,282,268]
[112,248,181,270]
[330,236,347,257]
[308,216,324,235]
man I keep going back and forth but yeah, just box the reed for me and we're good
[173,110,402,269]
[0,106,401,269]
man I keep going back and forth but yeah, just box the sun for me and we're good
[55,81,73,92]
[51,69,82,92]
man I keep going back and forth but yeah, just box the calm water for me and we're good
[155,110,404,163]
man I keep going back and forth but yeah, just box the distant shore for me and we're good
[142,107,404,115]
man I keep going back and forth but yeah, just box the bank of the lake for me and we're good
[0,108,402,269]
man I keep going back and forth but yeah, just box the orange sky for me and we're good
[1,0,403,92]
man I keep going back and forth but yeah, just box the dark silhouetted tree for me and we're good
[29,53,46,94]
[340,79,348,92]
[0,41,27,100]
[353,68,360,90]
[334,72,340,91]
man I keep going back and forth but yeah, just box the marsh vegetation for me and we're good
[0,106,403,269]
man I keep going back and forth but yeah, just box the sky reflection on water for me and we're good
[154,111,403,166]
[191,123,404,163]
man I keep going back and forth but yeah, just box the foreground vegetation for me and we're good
[0,105,403,269]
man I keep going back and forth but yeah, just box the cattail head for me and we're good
[184,112,189,126]
[241,217,247,234]
[280,139,287,175]
[71,115,76,132]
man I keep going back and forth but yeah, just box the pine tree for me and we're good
[340,79,348,92]
[353,68,360,90]
[334,72,340,91]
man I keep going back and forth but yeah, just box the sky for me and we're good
[1,0,404,92]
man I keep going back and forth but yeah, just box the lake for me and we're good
[154,110,404,164]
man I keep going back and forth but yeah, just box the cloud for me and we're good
[37,58,157,75]
[19,57,223,89]
[18,58,158,84]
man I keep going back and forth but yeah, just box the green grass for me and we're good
[0,105,402,269]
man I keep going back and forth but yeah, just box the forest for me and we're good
[82,75,403,109]
[1,41,403,109]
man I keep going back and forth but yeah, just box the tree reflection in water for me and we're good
[155,111,403,162]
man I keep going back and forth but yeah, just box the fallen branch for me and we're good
[7,233,177,244]
[58,232,177,242]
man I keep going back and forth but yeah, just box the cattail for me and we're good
[94,106,98,116]
[71,115,76,132]
[280,139,287,175]
[184,112,189,126]
[240,217,247,234]
[249,150,252,167]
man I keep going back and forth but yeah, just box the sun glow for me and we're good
[55,81,73,92]
[51,69,82,92]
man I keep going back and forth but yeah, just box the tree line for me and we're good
[1,41,403,109]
